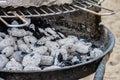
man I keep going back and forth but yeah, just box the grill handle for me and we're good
[73,4,117,16]
[74,0,118,16]
[0,11,29,27]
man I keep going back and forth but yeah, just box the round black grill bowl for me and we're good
[0,23,115,80]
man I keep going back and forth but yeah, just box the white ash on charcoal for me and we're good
[39,27,63,41]
[90,48,103,58]
[0,22,104,71]
[37,37,52,45]
[0,33,8,40]
[54,52,67,66]
[11,20,19,25]
[39,28,51,37]
[71,54,82,64]
[30,46,48,55]
[58,60,73,67]
[0,37,15,49]
[26,31,33,36]
[45,41,60,52]
[4,58,23,71]
[40,55,54,66]
[74,40,92,54]
[8,28,28,37]
[45,27,57,35]
[18,44,30,53]
[22,53,41,67]
[11,51,28,62]
[0,77,4,80]
[58,35,78,45]
[52,49,68,61]
[24,66,41,71]
[23,36,37,45]
[0,37,3,42]
[43,66,61,70]
[17,39,25,45]
[13,44,18,51]
[57,32,66,39]
[0,55,8,69]
[1,46,14,57]
[29,24,36,31]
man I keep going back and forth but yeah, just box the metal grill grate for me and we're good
[0,0,116,27]
[0,5,79,18]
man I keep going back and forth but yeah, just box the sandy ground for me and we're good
[102,0,120,80]
[82,0,120,80]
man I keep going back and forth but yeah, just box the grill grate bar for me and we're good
[47,7,56,13]
[0,1,98,18]
[55,7,62,13]
[1,10,8,16]
[26,10,32,15]
[0,0,116,18]
[33,9,41,15]
[62,6,69,11]
[39,8,48,14]
[18,10,26,16]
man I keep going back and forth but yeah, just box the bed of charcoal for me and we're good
[0,19,103,71]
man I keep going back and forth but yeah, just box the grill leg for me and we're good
[94,54,110,80]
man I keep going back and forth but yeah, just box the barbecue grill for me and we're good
[0,0,115,80]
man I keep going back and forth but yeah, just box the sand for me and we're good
[102,0,120,80]
[81,0,120,80]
